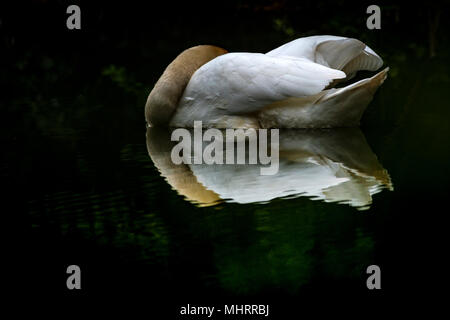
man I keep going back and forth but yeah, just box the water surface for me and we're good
[3,2,449,310]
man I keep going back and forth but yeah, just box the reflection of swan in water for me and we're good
[146,128,392,210]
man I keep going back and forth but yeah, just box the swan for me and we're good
[145,35,388,128]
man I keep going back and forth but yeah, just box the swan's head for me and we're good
[145,45,227,127]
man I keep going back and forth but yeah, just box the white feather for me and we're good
[258,67,389,128]
[266,35,383,72]
[170,53,345,127]
[162,35,387,128]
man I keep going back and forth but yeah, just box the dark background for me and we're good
[2,0,449,315]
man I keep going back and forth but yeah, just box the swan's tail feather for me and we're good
[258,67,389,128]
[324,67,388,101]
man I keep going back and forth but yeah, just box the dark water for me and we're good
[3,1,449,314]
[8,54,449,309]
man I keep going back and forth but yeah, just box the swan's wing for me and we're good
[266,35,383,75]
[170,52,345,127]
[258,67,389,128]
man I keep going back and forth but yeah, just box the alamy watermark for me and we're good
[366,5,381,29]
[366,265,381,289]
[66,5,81,30]
[66,265,81,289]
[170,121,279,175]
[65,5,380,31]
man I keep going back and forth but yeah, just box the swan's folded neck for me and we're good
[145,45,227,126]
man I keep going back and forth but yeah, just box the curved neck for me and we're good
[145,45,227,126]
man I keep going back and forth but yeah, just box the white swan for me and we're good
[145,35,388,128]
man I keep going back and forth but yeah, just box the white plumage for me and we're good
[147,35,388,128]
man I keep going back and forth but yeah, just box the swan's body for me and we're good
[145,36,388,128]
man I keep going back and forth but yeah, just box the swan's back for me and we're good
[170,53,346,127]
